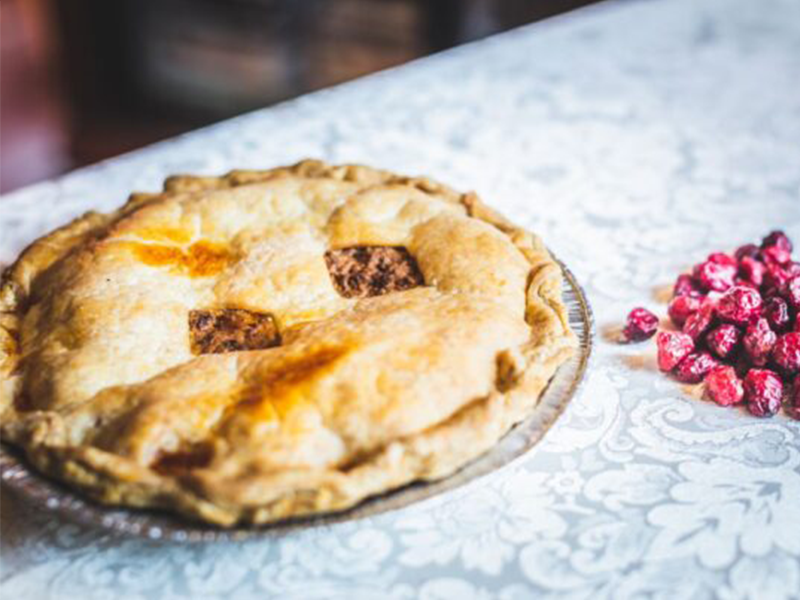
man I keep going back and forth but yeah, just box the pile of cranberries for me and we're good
[623,230,800,418]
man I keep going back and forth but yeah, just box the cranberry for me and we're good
[707,252,737,267]
[623,307,659,342]
[674,352,718,384]
[705,366,745,406]
[668,295,702,327]
[683,302,716,342]
[762,263,790,298]
[772,332,800,378]
[706,324,742,360]
[784,276,800,310]
[693,260,737,292]
[735,244,761,261]
[744,369,783,417]
[743,317,777,367]
[761,230,793,253]
[738,257,766,287]
[656,331,695,372]
[764,296,791,332]
[716,285,763,326]
[761,245,792,266]
[673,274,701,298]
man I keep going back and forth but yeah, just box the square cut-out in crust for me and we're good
[189,309,281,354]
[324,246,425,298]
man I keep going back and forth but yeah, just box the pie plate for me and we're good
[0,259,593,542]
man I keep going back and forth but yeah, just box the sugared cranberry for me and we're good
[693,260,737,293]
[764,296,791,332]
[674,352,718,384]
[668,295,702,327]
[706,366,745,406]
[623,307,659,342]
[761,245,792,266]
[738,257,766,287]
[743,318,777,367]
[683,302,716,342]
[716,285,763,326]
[706,324,742,360]
[772,332,800,378]
[784,276,800,310]
[761,230,793,253]
[707,252,737,267]
[656,331,695,372]
[763,263,790,297]
[735,244,761,261]
[744,369,783,417]
[673,274,701,298]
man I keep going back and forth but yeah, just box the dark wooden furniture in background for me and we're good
[1,0,598,193]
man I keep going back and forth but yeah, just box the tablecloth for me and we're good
[1,0,799,597]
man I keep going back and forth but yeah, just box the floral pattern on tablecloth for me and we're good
[2,0,800,597]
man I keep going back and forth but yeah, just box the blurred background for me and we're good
[1,0,598,193]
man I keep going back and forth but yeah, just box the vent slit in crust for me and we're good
[189,309,281,354]
[324,246,425,298]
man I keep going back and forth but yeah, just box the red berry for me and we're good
[772,332,800,378]
[735,244,761,261]
[716,285,763,326]
[764,296,791,332]
[693,260,737,292]
[763,263,790,297]
[668,295,702,327]
[761,245,792,266]
[673,274,701,298]
[743,317,777,367]
[623,307,659,342]
[707,252,737,267]
[657,331,695,372]
[683,302,716,342]
[674,352,718,384]
[738,257,766,287]
[706,366,745,406]
[744,368,783,417]
[784,276,800,310]
[706,324,742,360]
[761,230,793,253]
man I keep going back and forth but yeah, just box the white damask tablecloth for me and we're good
[1,0,799,597]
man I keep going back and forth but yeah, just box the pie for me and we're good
[0,160,576,526]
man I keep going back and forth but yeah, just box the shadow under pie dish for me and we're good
[0,160,576,527]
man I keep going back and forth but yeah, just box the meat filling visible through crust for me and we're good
[325,246,424,298]
[189,309,281,354]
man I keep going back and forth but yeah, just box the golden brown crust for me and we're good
[0,160,575,526]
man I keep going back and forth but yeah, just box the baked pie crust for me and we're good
[0,160,576,526]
